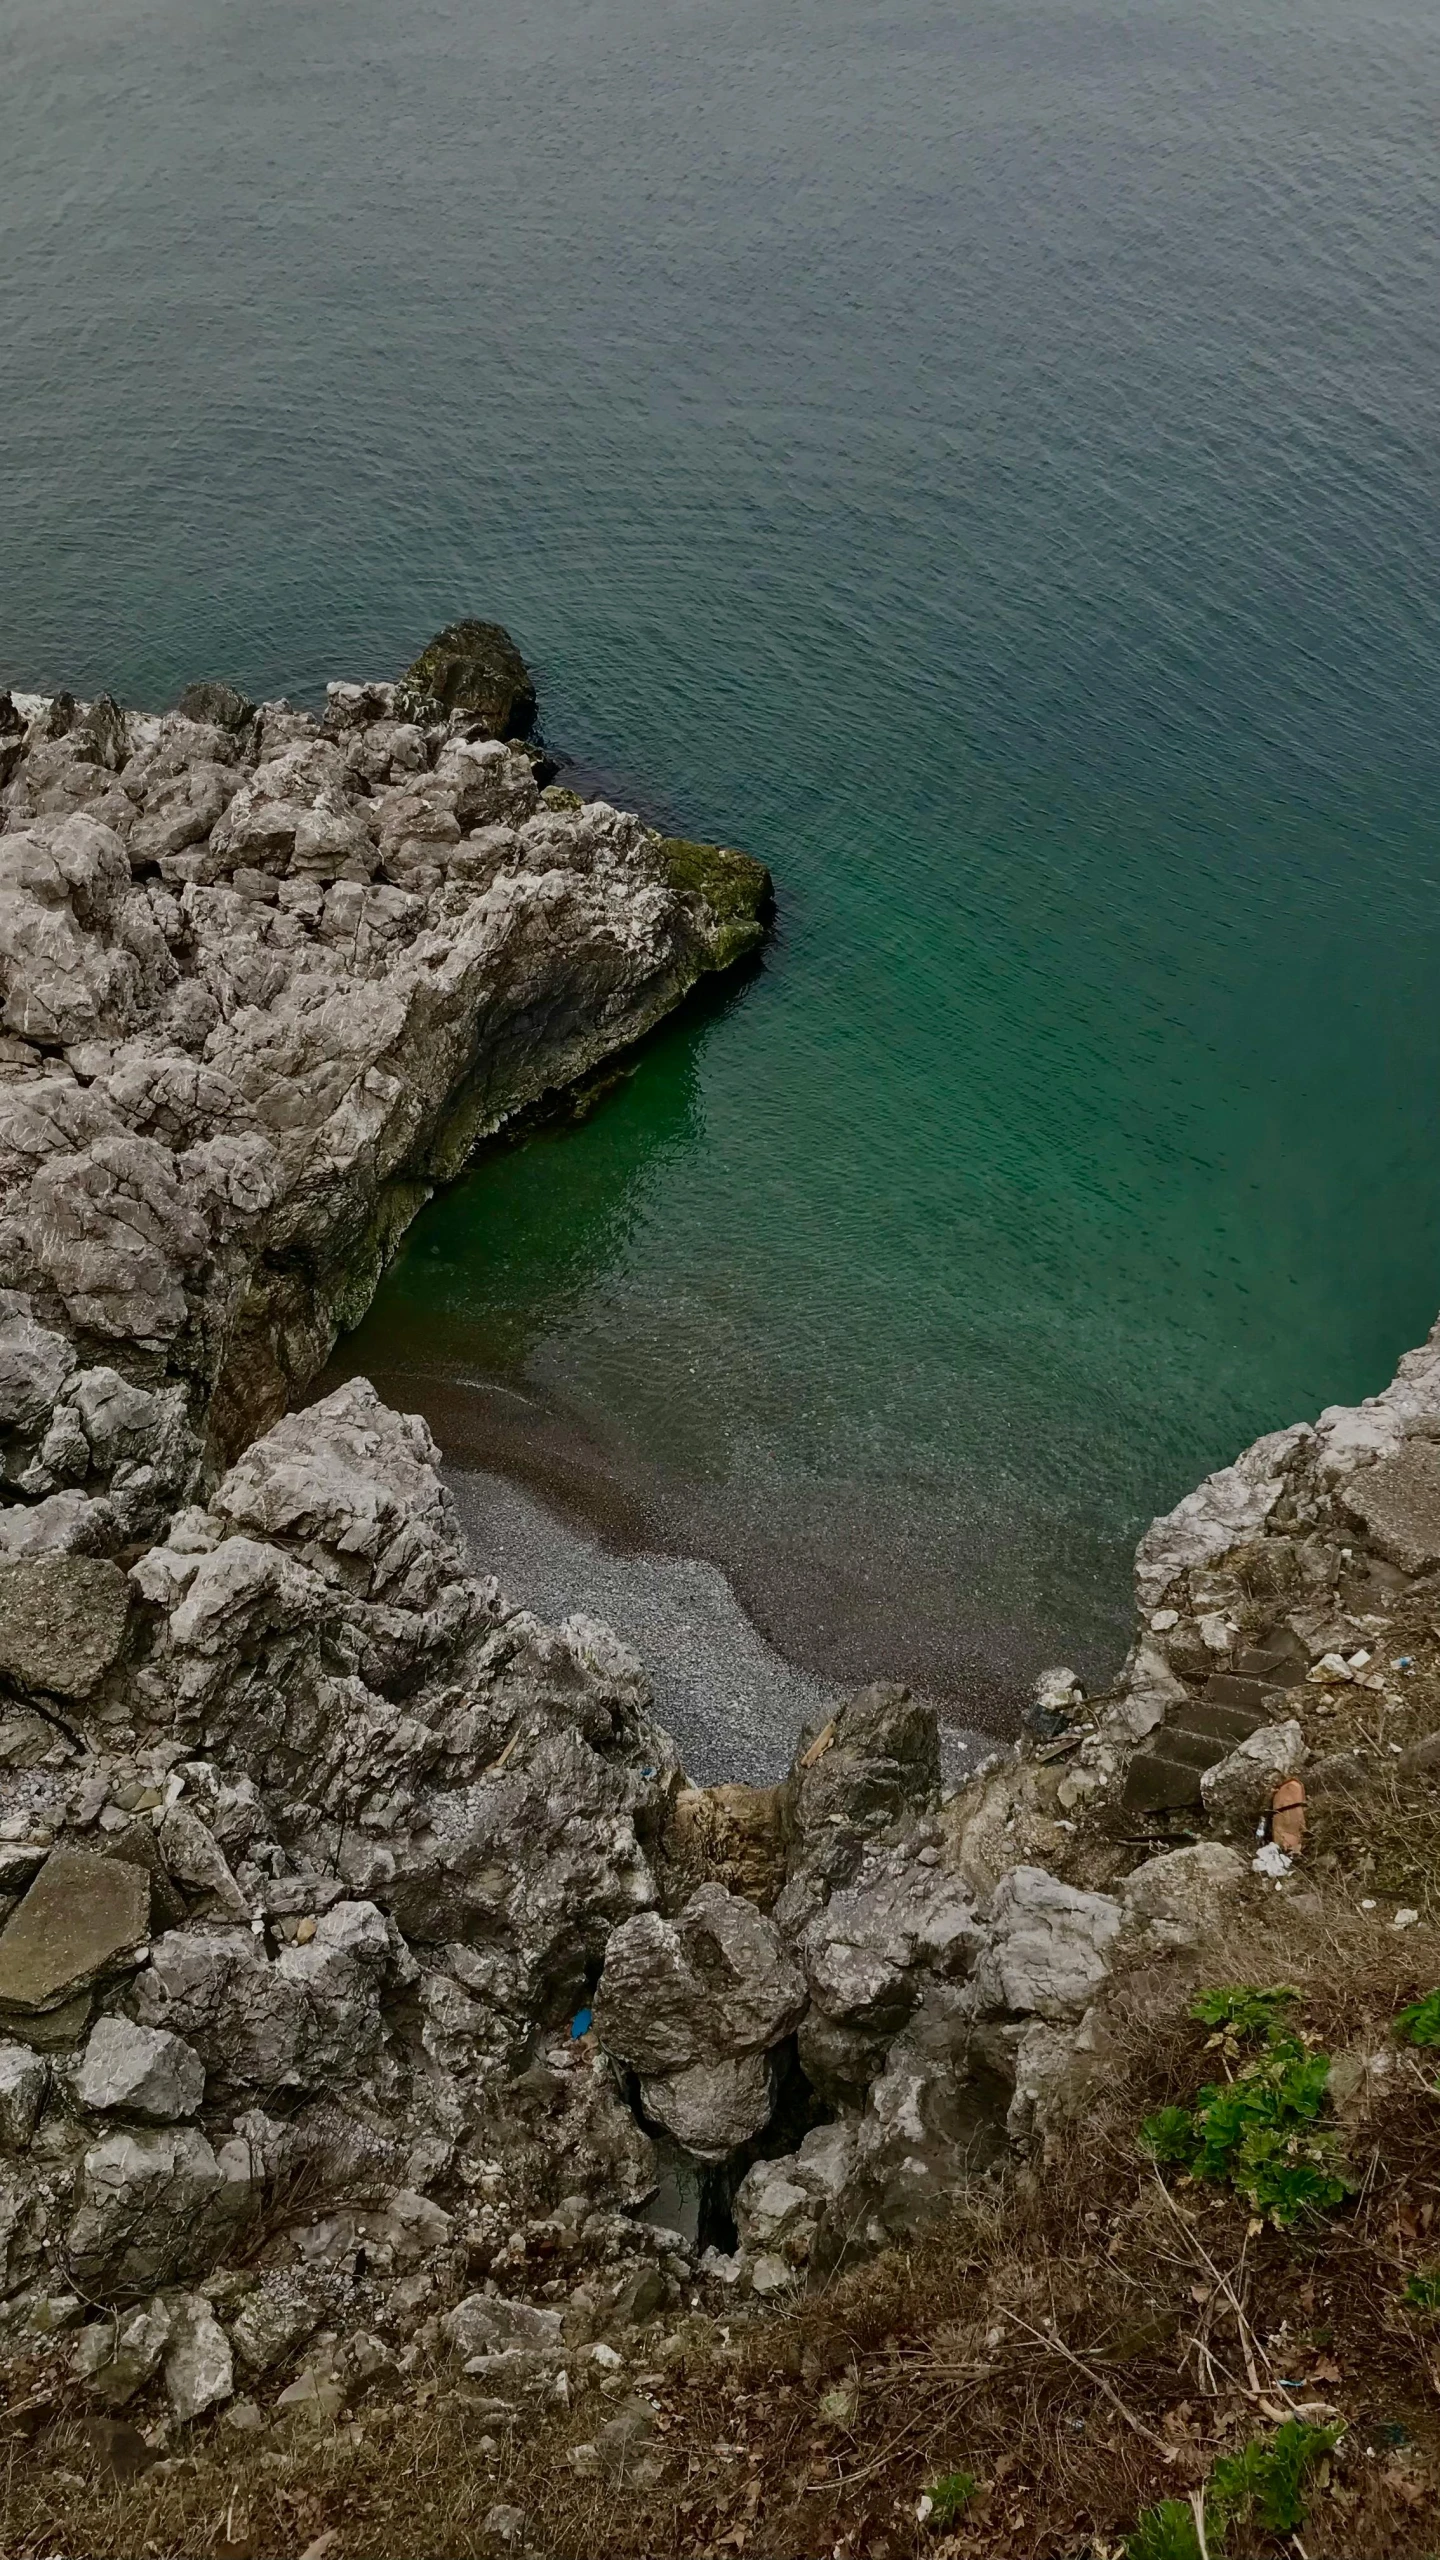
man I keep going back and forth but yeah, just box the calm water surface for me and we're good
[6,0,1440,1712]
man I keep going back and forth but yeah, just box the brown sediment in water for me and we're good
[314,1345,1064,1740]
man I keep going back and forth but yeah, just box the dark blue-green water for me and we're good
[6,0,1440,1711]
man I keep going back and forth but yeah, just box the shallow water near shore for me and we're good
[8,1,1440,1730]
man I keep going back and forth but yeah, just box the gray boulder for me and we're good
[0,2043,48,2149]
[797,1838,982,2103]
[595,1882,806,2158]
[775,1683,941,1935]
[1199,1719,1306,1836]
[65,2123,256,2298]
[75,2015,205,2121]
[971,1867,1122,2021]
[163,2292,234,2421]
[71,2294,173,2403]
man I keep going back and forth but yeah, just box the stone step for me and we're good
[1235,1645,1306,1688]
[1172,1699,1263,1750]
[1151,1725,1223,1772]
[1202,1673,1275,1715]
[1121,1751,1205,1814]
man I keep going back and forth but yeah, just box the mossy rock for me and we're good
[175,679,255,733]
[541,785,585,812]
[395,619,537,738]
[653,835,772,967]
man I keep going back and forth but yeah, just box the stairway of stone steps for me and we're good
[1121,1634,1307,1814]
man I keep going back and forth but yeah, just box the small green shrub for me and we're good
[1404,2268,1440,2313]
[1125,2423,1339,2558]
[1191,1985,1299,2052]
[924,2469,977,2524]
[1395,1987,1440,2048]
[1207,2419,1340,2537]
[1141,1991,1351,2225]
[1124,2498,1201,2560]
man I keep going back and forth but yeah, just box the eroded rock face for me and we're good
[595,1883,806,2158]
[0,664,769,1482]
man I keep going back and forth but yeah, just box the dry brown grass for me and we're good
[7,1898,1440,2559]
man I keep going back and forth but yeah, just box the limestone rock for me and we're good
[443,2291,564,2363]
[75,2014,205,2121]
[0,1553,128,1696]
[132,1901,393,2099]
[0,2042,48,2148]
[637,2052,775,2160]
[733,2121,856,2269]
[776,1684,940,1934]
[1199,1720,1306,1835]
[228,2276,324,2374]
[1121,1842,1249,1948]
[971,1866,1121,2021]
[797,1836,982,2104]
[163,2292,234,2421]
[595,1882,805,2155]
[71,2295,172,2403]
[1341,1440,1440,1573]
[66,2123,256,2298]
[0,1848,149,2016]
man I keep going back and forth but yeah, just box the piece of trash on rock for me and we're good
[1271,1776,1306,1857]
[1253,1841,1292,1880]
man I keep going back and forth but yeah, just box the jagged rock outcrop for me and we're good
[0,656,769,1492]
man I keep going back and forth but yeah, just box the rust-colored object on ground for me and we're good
[1271,1776,1306,1856]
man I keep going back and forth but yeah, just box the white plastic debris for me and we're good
[1252,1841,1292,1880]
[1393,1909,1420,1931]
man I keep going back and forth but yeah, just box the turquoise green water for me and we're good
[7,0,1440,1707]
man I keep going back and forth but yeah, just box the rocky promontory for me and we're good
[2,639,1439,2554]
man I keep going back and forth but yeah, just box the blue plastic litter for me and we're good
[571,2008,594,2040]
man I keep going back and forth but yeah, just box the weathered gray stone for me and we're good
[0,2042,48,2148]
[596,1884,805,2080]
[163,2292,234,2420]
[0,1848,149,2015]
[0,1553,129,1696]
[228,2276,324,2374]
[70,2295,172,2403]
[75,2014,205,2121]
[637,2052,775,2160]
[596,1882,805,2155]
[1342,1439,1440,1573]
[395,620,536,736]
[65,2123,256,2298]
[443,2292,564,2363]
[1121,1842,1249,1948]
[1199,1720,1306,1835]
[971,1867,1121,2021]
[734,2121,856,2270]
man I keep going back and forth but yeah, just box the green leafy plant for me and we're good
[1207,2420,1340,2537]
[1191,1985,1299,2052]
[1125,2423,1339,2558]
[1395,1987,1440,2048]
[1141,1990,1351,2225]
[1404,2268,1440,2314]
[1124,2499,1202,2560]
[924,2469,977,2524]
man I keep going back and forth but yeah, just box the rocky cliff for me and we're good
[0,648,1436,2483]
